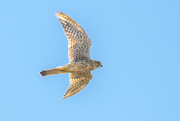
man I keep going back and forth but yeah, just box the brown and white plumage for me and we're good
[63,72,93,99]
[40,12,102,99]
[55,12,92,62]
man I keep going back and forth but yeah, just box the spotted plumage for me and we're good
[40,12,102,99]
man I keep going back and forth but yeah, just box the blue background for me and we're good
[0,0,180,121]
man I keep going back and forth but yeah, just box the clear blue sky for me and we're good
[0,0,180,121]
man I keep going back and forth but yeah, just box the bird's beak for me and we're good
[101,65,103,67]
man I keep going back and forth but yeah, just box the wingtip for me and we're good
[55,11,60,18]
[62,93,72,99]
[55,11,64,18]
[62,96,68,99]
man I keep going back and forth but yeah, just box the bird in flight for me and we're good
[40,12,102,99]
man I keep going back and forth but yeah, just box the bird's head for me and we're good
[94,60,103,68]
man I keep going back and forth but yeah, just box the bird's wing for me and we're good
[55,12,92,62]
[63,72,93,99]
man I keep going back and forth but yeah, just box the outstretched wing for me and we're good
[63,72,93,99]
[55,12,92,62]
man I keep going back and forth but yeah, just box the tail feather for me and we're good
[40,70,49,76]
[39,67,68,76]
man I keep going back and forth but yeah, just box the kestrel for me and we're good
[40,12,102,99]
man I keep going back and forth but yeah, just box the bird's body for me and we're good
[40,12,102,99]
[40,60,101,76]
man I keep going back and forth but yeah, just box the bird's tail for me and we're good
[39,66,68,76]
